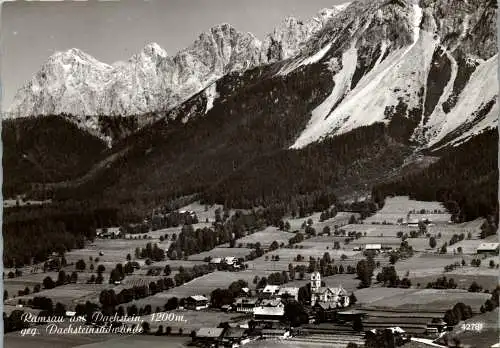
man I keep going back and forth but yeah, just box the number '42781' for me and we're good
[461,323,483,331]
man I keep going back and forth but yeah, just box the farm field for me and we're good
[357,288,490,313]
[128,270,274,309]
[411,273,499,291]
[395,253,499,278]
[342,224,418,237]
[65,239,149,265]
[349,236,402,247]
[187,247,253,261]
[303,212,361,232]
[228,227,295,248]
[5,283,113,307]
[124,222,212,240]
[394,253,468,278]
[363,196,450,224]
[286,211,360,232]
[270,245,360,258]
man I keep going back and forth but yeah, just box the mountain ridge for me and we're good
[6,4,350,125]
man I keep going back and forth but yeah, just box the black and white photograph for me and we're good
[1,0,499,347]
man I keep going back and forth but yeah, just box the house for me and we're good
[253,299,285,320]
[259,298,283,308]
[241,287,251,297]
[364,244,382,252]
[185,295,209,310]
[277,287,299,301]
[220,327,250,347]
[234,297,259,313]
[224,256,236,265]
[261,285,280,298]
[193,327,225,345]
[210,257,223,265]
[476,243,500,256]
[310,272,350,307]
[96,227,121,239]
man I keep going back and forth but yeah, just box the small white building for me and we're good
[476,243,500,255]
[96,227,121,238]
[210,257,223,265]
[234,297,259,313]
[365,244,382,251]
[224,256,236,265]
[262,285,280,297]
[253,301,285,320]
[186,295,209,310]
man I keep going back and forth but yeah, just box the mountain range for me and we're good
[3,0,498,223]
[6,4,349,130]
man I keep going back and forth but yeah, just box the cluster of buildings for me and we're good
[95,227,121,239]
[192,273,352,346]
[209,256,245,271]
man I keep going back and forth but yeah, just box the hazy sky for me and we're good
[1,0,349,111]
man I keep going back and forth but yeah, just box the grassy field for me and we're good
[342,224,418,237]
[363,196,450,224]
[349,236,402,247]
[187,247,253,261]
[229,227,295,248]
[5,282,113,307]
[285,211,360,232]
[412,273,499,291]
[395,253,500,278]
[128,270,274,309]
[357,288,490,313]
[394,253,467,278]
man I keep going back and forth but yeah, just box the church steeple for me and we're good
[310,271,321,306]
[311,271,321,292]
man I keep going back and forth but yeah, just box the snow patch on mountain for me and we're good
[277,42,333,76]
[8,3,352,125]
[427,54,498,148]
[290,45,358,149]
[291,3,434,149]
[204,82,218,114]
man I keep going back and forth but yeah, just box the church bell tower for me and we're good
[310,271,321,305]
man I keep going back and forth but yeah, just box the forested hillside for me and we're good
[2,115,107,197]
[372,129,499,222]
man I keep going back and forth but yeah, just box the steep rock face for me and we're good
[289,0,497,150]
[261,3,351,62]
[8,25,264,121]
[6,6,349,129]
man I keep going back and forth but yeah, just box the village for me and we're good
[3,196,499,348]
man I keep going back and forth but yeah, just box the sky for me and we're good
[1,0,350,111]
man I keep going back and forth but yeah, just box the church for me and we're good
[310,271,350,308]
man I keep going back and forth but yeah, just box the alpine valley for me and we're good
[3,0,498,224]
